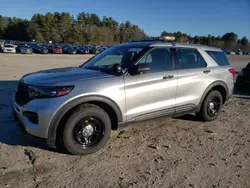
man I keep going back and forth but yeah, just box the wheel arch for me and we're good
[198,81,229,109]
[47,95,123,145]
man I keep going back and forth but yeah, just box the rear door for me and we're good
[124,47,177,122]
[174,48,212,113]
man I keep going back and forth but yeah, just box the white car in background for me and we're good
[3,44,16,53]
[228,50,236,55]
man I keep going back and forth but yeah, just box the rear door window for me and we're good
[176,48,207,69]
[206,51,230,66]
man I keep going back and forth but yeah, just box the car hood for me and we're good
[40,48,48,51]
[4,47,15,50]
[21,48,32,51]
[21,67,113,86]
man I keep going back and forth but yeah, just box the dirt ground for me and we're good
[0,54,250,188]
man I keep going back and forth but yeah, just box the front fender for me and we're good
[47,95,123,143]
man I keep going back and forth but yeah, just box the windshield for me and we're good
[22,45,30,48]
[4,45,13,48]
[81,45,148,72]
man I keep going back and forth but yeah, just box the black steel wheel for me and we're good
[73,116,105,148]
[198,90,223,121]
[61,104,111,155]
[206,96,221,117]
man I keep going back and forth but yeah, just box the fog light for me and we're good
[23,111,38,124]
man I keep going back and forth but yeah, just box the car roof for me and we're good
[119,42,155,48]
[120,41,222,51]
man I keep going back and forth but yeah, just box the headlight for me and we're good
[28,85,74,99]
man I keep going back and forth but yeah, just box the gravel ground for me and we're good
[0,54,250,188]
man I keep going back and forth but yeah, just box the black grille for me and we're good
[15,82,31,106]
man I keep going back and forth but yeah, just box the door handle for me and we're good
[203,70,211,74]
[163,75,174,79]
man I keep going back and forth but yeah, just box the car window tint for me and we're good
[176,48,207,69]
[95,55,123,66]
[4,45,13,48]
[138,48,172,72]
[206,51,230,66]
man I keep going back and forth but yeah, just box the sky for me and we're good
[0,0,250,39]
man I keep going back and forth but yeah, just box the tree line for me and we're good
[0,12,249,50]
[161,31,249,50]
[0,12,146,45]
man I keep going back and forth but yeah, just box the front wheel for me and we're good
[61,104,111,155]
[198,90,223,121]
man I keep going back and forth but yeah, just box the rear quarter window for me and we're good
[206,51,230,66]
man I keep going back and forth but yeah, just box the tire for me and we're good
[198,90,223,121]
[61,104,111,155]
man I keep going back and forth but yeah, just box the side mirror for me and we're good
[113,63,122,75]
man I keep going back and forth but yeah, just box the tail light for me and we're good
[229,68,236,79]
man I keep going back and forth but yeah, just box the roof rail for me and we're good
[130,36,175,43]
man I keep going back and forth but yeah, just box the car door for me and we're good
[174,48,211,113]
[124,47,177,122]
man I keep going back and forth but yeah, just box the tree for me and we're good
[222,32,238,50]
[240,36,248,49]
[34,31,45,42]
[0,12,249,49]
[0,16,8,38]
[207,34,213,46]
[102,16,118,30]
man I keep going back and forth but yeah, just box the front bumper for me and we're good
[12,109,55,147]
[4,50,16,53]
[21,51,32,54]
[12,98,60,148]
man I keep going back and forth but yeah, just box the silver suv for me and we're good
[12,38,235,155]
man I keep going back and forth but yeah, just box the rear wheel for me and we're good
[198,90,223,121]
[61,104,111,155]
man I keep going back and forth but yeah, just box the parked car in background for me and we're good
[33,45,48,54]
[52,45,63,54]
[20,45,33,54]
[16,43,27,53]
[4,40,14,45]
[77,46,89,54]
[3,44,16,53]
[222,49,230,54]
[63,47,77,54]
[236,62,250,93]
[101,46,108,52]
[88,46,100,54]
[243,51,250,55]
[0,40,4,48]
[236,50,243,55]
[46,45,54,54]
[227,50,236,55]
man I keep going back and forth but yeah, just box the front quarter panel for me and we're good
[53,75,126,121]
[42,75,126,140]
